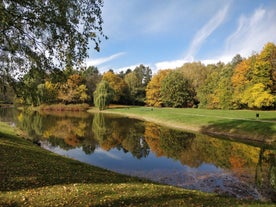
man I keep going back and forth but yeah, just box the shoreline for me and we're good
[88,107,276,147]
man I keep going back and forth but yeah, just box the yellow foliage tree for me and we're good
[102,71,128,102]
[58,74,88,103]
[145,69,171,107]
[241,83,275,109]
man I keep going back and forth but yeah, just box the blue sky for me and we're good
[86,0,276,73]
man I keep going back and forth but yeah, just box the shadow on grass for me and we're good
[200,119,276,148]
[0,131,142,192]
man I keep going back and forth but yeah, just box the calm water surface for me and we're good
[1,108,275,200]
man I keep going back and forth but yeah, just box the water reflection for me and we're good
[1,108,275,200]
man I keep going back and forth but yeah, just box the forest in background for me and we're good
[0,42,275,110]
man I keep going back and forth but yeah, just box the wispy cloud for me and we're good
[185,4,230,60]
[95,148,122,160]
[225,7,276,57]
[154,5,230,70]
[86,52,125,67]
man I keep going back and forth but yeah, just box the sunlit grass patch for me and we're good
[100,106,276,144]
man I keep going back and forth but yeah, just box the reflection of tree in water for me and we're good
[255,147,276,201]
[92,112,107,143]
[145,122,260,169]
[159,128,195,160]
[16,110,50,141]
[268,153,276,202]
[16,110,97,153]
[92,113,149,159]
[144,123,196,164]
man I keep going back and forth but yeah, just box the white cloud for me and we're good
[225,7,276,58]
[85,52,125,67]
[113,64,139,72]
[155,59,187,70]
[185,4,230,59]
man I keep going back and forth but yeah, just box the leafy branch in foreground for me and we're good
[0,0,106,74]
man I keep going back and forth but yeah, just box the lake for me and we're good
[1,107,275,200]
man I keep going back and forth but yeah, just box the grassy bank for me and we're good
[0,122,274,206]
[91,106,276,144]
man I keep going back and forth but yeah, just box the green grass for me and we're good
[97,106,276,144]
[0,122,274,206]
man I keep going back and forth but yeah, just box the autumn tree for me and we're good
[161,70,195,108]
[58,74,88,104]
[102,71,129,104]
[231,43,276,109]
[178,62,208,91]
[145,69,170,107]
[231,57,255,108]
[1,0,105,75]
[240,83,274,109]
[93,80,114,110]
[37,81,58,104]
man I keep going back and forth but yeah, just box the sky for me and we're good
[86,0,276,73]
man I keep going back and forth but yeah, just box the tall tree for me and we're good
[124,65,152,105]
[178,62,208,91]
[145,69,170,107]
[58,74,88,104]
[82,66,101,104]
[15,67,46,106]
[197,64,221,109]
[93,80,114,110]
[161,70,195,108]
[1,0,105,74]
[231,57,255,108]
[102,71,129,103]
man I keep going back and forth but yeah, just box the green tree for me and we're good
[161,70,195,108]
[212,63,234,109]
[124,65,152,105]
[1,0,105,74]
[82,66,102,104]
[15,67,46,106]
[257,42,276,96]
[197,64,220,108]
[93,80,114,110]
[0,69,15,103]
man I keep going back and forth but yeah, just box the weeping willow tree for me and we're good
[92,113,107,144]
[93,80,114,110]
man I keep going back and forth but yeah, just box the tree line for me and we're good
[146,42,275,110]
[1,42,275,110]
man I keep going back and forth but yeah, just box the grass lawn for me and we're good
[0,121,275,206]
[94,106,276,144]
